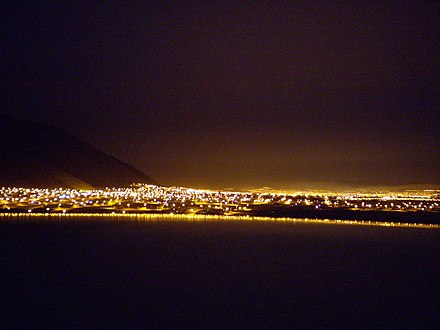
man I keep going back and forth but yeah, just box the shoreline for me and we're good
[1,210,439,229]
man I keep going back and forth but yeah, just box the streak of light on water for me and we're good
[1,212,439,229]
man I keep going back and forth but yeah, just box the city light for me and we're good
[0,184,438,227]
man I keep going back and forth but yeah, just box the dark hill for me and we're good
[0,114,157,189]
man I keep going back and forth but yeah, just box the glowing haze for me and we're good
[1,2,439,190]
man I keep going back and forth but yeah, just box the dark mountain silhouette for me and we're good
[0,114,157,188]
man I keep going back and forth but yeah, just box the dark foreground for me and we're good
[0,216,439,329]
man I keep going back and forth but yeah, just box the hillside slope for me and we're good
[0,114,157,188]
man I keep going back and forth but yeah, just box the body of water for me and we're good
[1,214,439,328]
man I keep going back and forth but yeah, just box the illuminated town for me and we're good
[1,184,439,225]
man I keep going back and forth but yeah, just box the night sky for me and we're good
[1,1,439,190]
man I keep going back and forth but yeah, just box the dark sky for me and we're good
[1,1,439,190]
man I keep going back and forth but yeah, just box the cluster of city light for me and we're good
[1,184,439,216]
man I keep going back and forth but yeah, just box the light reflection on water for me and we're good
[0,212,438,229]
